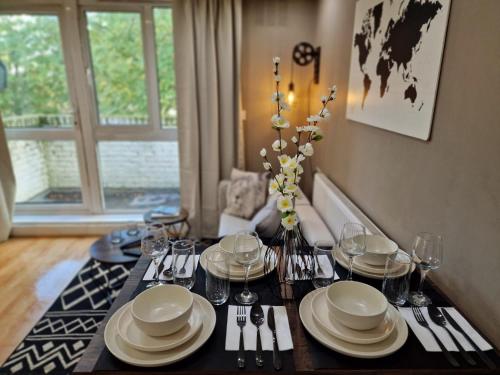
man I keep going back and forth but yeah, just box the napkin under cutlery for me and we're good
[399,307,493,352]
[143,255,200,281]
[286,255,340,281]
[225,305,293,351]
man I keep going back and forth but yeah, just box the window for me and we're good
[0,3,179,215]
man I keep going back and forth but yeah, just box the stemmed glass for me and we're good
[408,232,443,306]
[234,230,262,305]
[340,222,367,280]
[141,223,169,288]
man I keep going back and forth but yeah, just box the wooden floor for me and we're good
[0,236,98,365]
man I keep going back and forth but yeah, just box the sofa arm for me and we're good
[218,179,231,215]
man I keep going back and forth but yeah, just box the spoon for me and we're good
[250,303,264,367]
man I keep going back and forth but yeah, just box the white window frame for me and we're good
[1,0,178,215]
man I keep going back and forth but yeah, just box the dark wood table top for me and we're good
[89,230,142,264]
[75,251,499,374]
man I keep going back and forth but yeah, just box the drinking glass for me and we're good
[234,230,261,305]
[312,241,337,289]
[205,248,230,305]
[382,250,412,306]
[126,222,141,237]
[408,232,443,306]
[172,239,196,290]
[110,228,123,244]
[340,223,367,280]
[141,224,169,288]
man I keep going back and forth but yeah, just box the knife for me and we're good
[267,307,282,370]
[441,308,496,370]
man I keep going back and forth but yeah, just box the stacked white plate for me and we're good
[104,293,216,367]
[299,288,408,358]
[199,237,276,282]
[334,247,415,280]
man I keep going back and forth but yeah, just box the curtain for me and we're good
[0,114,16,242]
[173,0,243,238]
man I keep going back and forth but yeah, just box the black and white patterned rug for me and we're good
[0,259,136,375]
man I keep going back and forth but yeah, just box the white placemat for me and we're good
[143,255,200,281]
[225,305,293,351]
[399,307,493,352]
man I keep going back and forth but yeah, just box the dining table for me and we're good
[74,242,499,374]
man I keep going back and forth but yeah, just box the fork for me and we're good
[411,306,460,368]
[314,254,325,276]
[236,306,246,368]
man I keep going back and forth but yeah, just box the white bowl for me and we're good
[360,235,398,266]
[325,281,388,331]
[131,285,193,337]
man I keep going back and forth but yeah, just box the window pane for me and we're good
[97,141,180,210]
[86,12,148,126]
[154,8,177,128]
[0,15,74,129]
[8,140,82,204]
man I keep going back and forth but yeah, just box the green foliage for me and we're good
[0,10,176,126]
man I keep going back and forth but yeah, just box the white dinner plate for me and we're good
[200,244,276,282]
[117,301,203,352]
[334,249,414,279]
[104,293,216,367]
[311,289,397,345]
[299,288,408,358]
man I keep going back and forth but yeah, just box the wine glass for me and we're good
[340,222,367,280]
[408,232,443,306]
[234,230,261,305]
[141,223,169,288]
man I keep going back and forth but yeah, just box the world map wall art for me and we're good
[346,0,450,140]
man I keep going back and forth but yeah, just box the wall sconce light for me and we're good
[288,42,321,106]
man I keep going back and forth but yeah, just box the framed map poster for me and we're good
[346,0,451,140]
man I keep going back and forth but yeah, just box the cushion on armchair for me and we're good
[223,169,269,219]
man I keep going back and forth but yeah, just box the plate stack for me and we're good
[199,235,276,282]
[335,235,414,279]
[300,281,408,358]
[104,285,216,367]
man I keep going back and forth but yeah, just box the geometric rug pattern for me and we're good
[0,259,136,375]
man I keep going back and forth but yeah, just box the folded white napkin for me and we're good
[143,255,200,281]
[225,305,293,351]
[286,255,340,281]
[399,307,493,352]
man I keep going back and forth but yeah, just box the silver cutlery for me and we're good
[314,254,324,276]
[428,306,476,366]
[268,306,282,370]
[250,303,264,367]
[441,308,496,370]
[294,262,303,280]
[236,305,246,369]
[411,306,460,367]
[179,254,191,274]
[162,248,173,278]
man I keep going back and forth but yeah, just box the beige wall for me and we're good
[242,0,319,172]
[311,0,500,347]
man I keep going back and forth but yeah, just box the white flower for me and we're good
[303,125,320,132]
[297,154,305,162]
[296,126,305,133]
[312,128,323,141]
[272,139,286,151]
[278,154,290,166]
[269,180,279,194]
[281,212,298,230]
[291,136,298,144]
[271,114,290,129]
[284,183,298,193]
[321,95,328,103]
[320,108,331,118]
[299,142,314,156]
[260,148,267,157]
[263,162,272,170]
[329,85,337,95]
[279,102,289,111]
[274,74,281,82]
[277,196,293,212]
[271,92,284,103]
[273,56,281,64]
[283,168,295,179]
[275,173,285,184]
[296,164,304,175]
[287,157,298,170]
[307,114,322,123]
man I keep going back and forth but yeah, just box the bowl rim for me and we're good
[364,235,398,255]
[326,281,387,317]
[219,234,263,254]
[131,284,193,324]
